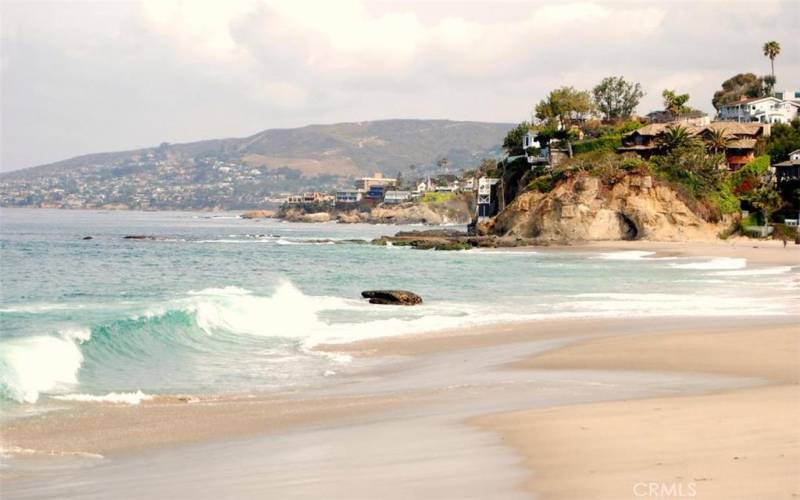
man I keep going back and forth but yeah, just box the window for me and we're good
[795,91,800,98]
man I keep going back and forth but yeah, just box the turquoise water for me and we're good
[1,208,797,405]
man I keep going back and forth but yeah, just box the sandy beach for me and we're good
[2,240,798,499]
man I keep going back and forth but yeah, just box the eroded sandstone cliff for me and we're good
[483,173,732,242]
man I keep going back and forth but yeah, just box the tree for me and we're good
[436,157,449,172]
[592,76,644,122]
[748,185,782,229]
[763,75,776,95]
[534,87,594,129]
[705,127,732,155]
[658,124,699,152]
[712,73,765,110]
[763,40,781,79]
[662,89,691,115]
[767,119,800,164]
[502,122,530,155]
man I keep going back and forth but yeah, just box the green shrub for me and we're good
[421,192,456,203]
[572,135,622,155]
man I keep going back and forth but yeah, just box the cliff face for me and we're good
[279,194,473,224]
[485,173,731,242]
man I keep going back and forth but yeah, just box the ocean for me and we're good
[0,208,796,406]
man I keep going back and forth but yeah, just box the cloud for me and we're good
[1,0,798,171]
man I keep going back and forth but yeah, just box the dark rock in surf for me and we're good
[361,290,422,306]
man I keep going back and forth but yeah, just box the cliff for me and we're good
[483,173,732,242]
[280,193,473,225]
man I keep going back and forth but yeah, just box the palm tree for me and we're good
[763,41,780,79]
[658,124,698,152]
[705,127,732,155]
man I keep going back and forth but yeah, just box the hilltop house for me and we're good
[718,96,799,124]
[618,121,770,169]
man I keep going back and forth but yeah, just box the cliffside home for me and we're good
[335,190,362,204]
[383,190,412,204]
[718,96,799,124]
[774,149,800,184]
[619,121,769,169]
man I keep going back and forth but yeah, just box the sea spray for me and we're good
[0,335,84,403]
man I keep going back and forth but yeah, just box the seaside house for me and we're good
[383,190,412,204]
[335,190,362,204]
[774,149,800,185]
[718,96,799,124]
[619,121,769,169]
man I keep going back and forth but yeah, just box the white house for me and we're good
[774,89,800,102]
[718,96,799,124]
[383,190,412,204]
[522,131,541,150]
[335,190,362,204]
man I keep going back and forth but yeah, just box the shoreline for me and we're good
[2,240,798,498]
[3,315,798,497]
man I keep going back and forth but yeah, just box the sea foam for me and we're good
[53,390,153,404]
[0,335,83,403]
[670,257,747,270]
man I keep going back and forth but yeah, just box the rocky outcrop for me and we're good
[281,208,332,223]
[484,173,730,242]
[361,290,423,305]
[336,197,472,225]
[240,210,276,219]
[372,230,536,250]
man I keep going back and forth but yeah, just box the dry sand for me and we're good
[475,323,800,499]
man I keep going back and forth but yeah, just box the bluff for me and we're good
[483,173,731,242]
[280,193,473,225]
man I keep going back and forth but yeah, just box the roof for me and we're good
[774,159,800,167]
[624,121,766,139]
[726,138,757,149]
[706,121,766,136]
[720,96,780,107]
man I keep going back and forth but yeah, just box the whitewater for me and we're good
[1,209,797,405]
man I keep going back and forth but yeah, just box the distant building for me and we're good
[355,173,397,191]
[364,185,389,201]
[383,190,412,204]
[335,190,362,204]
[718,96,799,124]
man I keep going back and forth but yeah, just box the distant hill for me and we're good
[0,119,512,209]
[5,119,512,179]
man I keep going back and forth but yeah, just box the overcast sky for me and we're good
[1,0,798,171]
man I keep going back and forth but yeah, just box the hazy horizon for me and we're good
[2,0,798,172]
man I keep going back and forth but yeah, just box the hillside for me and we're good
[0,119,511,210]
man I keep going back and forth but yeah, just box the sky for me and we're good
[1,0,798,172]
